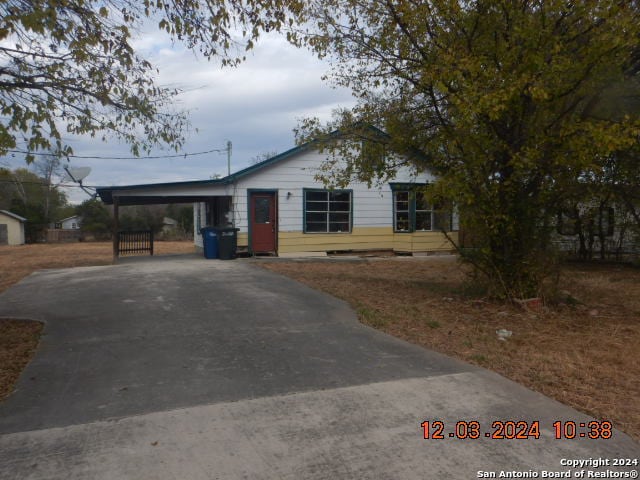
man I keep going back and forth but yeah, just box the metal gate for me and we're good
[117,230,154,256]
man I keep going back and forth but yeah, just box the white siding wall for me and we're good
[118,149,436,237]
[193,203,204,248]
[117,148,452,253]
[60,217,81,229]
[0,214,25,245]
[232,149,435,233]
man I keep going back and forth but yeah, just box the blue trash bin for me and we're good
[200,227,219,259]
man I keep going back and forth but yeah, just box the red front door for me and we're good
[250,192,277,253]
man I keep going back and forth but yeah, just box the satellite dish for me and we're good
[62,166,91,183]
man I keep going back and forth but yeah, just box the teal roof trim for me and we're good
[96,177,225,193]
[96,177,226,204]
[224,142,311,182]
[96,141,313,204]
[226,124,390,181]
[96,126,391,204]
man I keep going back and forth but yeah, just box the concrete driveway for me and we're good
[0,256,637,479]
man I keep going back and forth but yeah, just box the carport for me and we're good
[96,179,233,260]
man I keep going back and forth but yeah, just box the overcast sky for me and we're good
[1,28,354,204]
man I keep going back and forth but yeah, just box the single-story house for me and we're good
[47,214,83,243]
[554,203,640,259]
[162,217,179,233]
[97,138,458,256]
[0,210,26,245]
[54,215,82,230]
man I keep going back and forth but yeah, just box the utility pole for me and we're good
[227,140,232,177]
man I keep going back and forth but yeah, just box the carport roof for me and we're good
[96,141,311,205]
[96,179,226,205]
[96,126,392,206]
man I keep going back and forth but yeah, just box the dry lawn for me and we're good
[0,241,196,293]
[261,257,640,441]
[0,319,43,401]
[0,241,195,400]
[1,244,637,440]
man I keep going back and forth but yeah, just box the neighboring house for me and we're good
[162,217,179,234]
[0,210,26,246]
[554,203,640,258]
[47,214,83,242]
[97,138,458,256]
[55,215,82,230]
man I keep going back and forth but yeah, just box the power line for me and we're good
[4,147,227,160]
[0,179,96,189]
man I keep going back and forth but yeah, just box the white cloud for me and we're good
[2,28,354,205]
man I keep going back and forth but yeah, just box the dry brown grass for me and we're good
[1,244,637,440]
[261,257,640,441]
[0,241,196,293]
[0,319,43,401]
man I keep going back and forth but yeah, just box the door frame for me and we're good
[247,189,278,255]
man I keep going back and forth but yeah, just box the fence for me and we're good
[46,229,82,243]
[556,236,640,262]
[117,230,154,256]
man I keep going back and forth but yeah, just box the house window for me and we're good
[557,207,615,236]
[71,222,77,229]
[304,189,352,233]
[392,185,452,232]
[557,207,616,237]
[415,192,433,231]
[557,210,579,235]
[603,207,615,237]
[394,191,410,232]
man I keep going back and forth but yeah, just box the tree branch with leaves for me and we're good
[0,0,303,161]
[292,0,640,299]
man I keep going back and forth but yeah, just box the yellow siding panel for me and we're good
[278,230,395,253]
[237,232,248,247]
[393,236,413,248]
[276,227,456,254]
